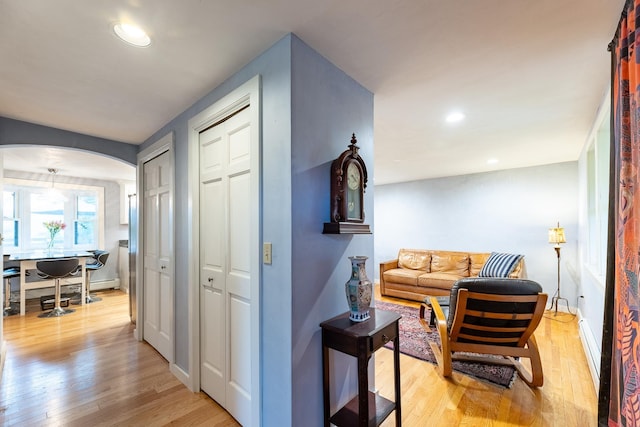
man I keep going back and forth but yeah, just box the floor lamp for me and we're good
[548,222,573,315]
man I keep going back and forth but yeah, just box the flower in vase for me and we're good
[43,220,66,249]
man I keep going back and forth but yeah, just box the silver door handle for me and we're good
[208,277,213,283]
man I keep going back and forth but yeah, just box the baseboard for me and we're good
[0,340,6,382]
[170,362,194,391]
[89,278,121,291]
[577,310,600,392]
[17,278,121,300]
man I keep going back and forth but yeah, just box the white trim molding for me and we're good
[577,309,601,392]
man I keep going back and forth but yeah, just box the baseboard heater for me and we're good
[578,316,601,392]
[17,278,121,300]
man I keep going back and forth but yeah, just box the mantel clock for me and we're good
[323,134,371,234]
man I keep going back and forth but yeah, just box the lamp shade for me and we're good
[548,223,566,245]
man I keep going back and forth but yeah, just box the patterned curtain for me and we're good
[603,0,640,424]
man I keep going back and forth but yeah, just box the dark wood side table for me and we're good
[320,308,402,426]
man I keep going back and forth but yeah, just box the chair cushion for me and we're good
[478,252,524,278]
[383,268,423,286]
[397,249,430,271]
[430,253,469,276]
[469,253,490,277]
[447,277,542,329]
[417,272,463,290]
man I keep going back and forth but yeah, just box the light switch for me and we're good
[263,242,272,264]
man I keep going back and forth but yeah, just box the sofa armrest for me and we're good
[379,259,399,293]
[380,259,399,272]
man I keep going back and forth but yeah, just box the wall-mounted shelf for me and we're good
[323,222,371,234]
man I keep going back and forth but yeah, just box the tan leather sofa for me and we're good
[379,248,524,302]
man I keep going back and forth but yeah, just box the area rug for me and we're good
[375,300,517,388]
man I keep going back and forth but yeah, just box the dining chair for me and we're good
[3,267,21,316]
[36,258,79,317]
[73,250,109,304]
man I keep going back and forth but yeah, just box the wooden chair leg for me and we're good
[512,335,543,387]
[437,324,453,377]
[420,298,454,377]
[418,303,430,330]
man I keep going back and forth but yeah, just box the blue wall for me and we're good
[140,33,374,426]
[0,117,137,165]
[289,36,374,425]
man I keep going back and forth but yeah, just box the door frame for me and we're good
[187,75,261,424]
[135,132,176,369]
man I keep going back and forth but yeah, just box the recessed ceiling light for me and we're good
[113,22,151,47]
[445,112,465,123]
[487,158,499,165]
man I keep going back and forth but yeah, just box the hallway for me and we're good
[0,290,238,426]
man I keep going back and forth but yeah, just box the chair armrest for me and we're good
[430,295,452,375]
[429,296,448,325]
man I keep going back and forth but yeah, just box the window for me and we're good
[586,104,610,277]
[2,178,104,253]
[75,194,97,245]
[3,191,18,249]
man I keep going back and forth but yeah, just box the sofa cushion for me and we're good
[469,253,490,277]
[478,252,524,278]
[430,253,470,277]
[383,268,424,286]
[418,272,464,290]
[398,249,431,271]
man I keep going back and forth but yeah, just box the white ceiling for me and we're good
[1,146,136,182]
[0,1,624,184]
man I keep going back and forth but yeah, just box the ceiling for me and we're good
[0,1,624,185]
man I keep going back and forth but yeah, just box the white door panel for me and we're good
[143,151,173,361]
[199,106,253,426]
[201,285,225,404]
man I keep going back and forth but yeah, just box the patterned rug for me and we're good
[375,300,517,388]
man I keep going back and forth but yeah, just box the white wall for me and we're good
[374,162,580,306]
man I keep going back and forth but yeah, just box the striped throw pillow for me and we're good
[478,252,524,278]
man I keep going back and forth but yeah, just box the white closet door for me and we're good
[143,151,173,360]
[199,107,253,426]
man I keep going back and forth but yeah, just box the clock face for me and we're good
[347,163,361,190]
[346,162,362,220]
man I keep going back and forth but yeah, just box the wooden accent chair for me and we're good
[419,277,547,387]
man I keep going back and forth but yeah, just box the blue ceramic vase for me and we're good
[345,256,372,322]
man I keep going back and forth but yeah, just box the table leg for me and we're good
[80,260,86,305]
[322,336,330,427]
[394,322,402,425]
[357,343,369,427]
[19,262,26,316]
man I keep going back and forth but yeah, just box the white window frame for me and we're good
[585,101,610,278]
[3,177,105,254]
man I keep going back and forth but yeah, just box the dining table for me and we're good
[8,250,94,316]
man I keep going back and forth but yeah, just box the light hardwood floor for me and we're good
[0,289,596,426]
[0,290,238,427]
[375,288,598,426]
